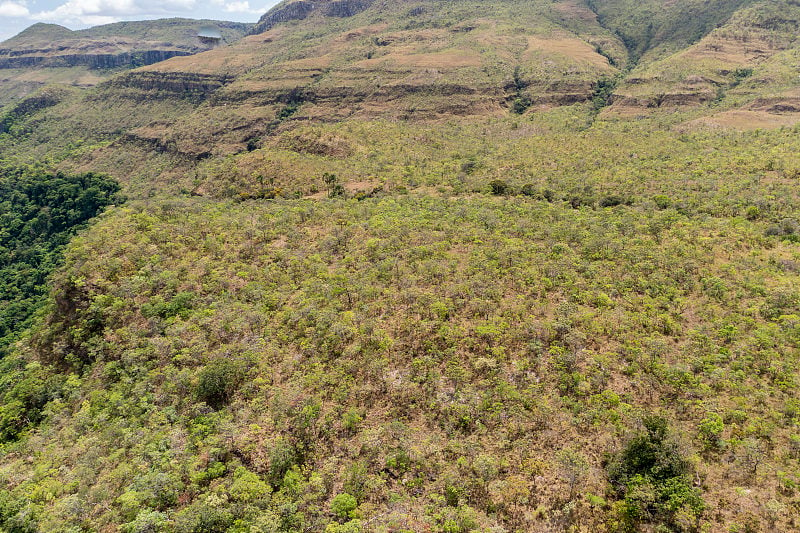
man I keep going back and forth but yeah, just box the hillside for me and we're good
[0,19,252,107]
[0,1,800,532]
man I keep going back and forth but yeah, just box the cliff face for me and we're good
[105,71,236,99]
[48,0,625,162]
[251,0,375,34]
[0,50,192,70]
[605,0,800,115]
[3,0,798,183]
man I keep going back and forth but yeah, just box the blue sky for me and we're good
[0,0,282,42]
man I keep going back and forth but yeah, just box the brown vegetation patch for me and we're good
[684,35,785,65]
[334,23,389,42]
[359,49,483,69]
[276,131,355,158]
[553,0,598,24]
[680,109,800,131]
[523,35,612,69]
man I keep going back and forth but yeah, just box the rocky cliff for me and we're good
[0,50,193,70]
[251,0,375,34]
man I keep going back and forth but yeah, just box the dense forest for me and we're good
[0,167,120,446]
[0,167,121,350]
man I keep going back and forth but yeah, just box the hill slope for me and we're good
[0,1,799,532]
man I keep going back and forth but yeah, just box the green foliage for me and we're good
[341,407,363,434]
[121,510,169,533]
[555,448,589,498]
[269,438,298,487]
[511,96,532,115]
[608,416,705,530]
[173,494,234,533]
[488,180,509,196]
[0,167,121,350]
[196,359,244,408]
[653,195,672,209]
[141,291,195,320]
[1,5,800,530]
[129,471,182,510]
[0,168,121,442]
[697,413,725,452]
[325,520,362,533]
[230,467,270,502]
[330,493,358,521]
[591,76,617,112]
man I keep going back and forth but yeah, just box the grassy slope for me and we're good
[609,0,800,116]
[0,1,799,532]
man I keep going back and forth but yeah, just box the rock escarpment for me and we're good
[251,0,375,34]
[0,50,192,70]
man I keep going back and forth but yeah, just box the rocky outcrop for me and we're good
[116,131,212,160]
[251,1,316,34]
[612,92,716,109]
[323,0,373,17]
[250,0,374,34]
[104,71,235,99]
[0,50,192,70]
[748,97,800,113]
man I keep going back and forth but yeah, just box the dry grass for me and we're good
[524,35,613,69]
[553,0,599,24]
[679,109,800,131]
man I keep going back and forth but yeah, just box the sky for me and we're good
[0,0,283,41]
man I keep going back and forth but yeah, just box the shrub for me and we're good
[196,359,243,408]
[608,416,704,530]
[173,495,233,533]
[520,183,537,197]
[511,96,532,114]
[329,184,347,198]
[325,520,362,533]
[556,448,589,499]
[600,195,629,208]
[269,438,298,487]
[489,180,509,195]
[129,472,182,510]
[697,413,724,452]
[342,408,363,435]
[460,159,478,174]
[331,493,358,521]
[653,195,672,209]
[745,206,761,221]
[141,291,195,320]
[121,510,168,533]
[229,467,270,502]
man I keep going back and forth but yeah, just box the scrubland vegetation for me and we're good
[1,173,799,530]
[0,0,799,531]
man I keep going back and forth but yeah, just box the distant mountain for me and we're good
[0,18,252,106]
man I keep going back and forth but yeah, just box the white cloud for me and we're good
[222,1,260,13]
[209,0,262,13]
[0,1,30,17]
[32,0,199,25]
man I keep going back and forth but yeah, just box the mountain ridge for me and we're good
[0,18,252,106]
